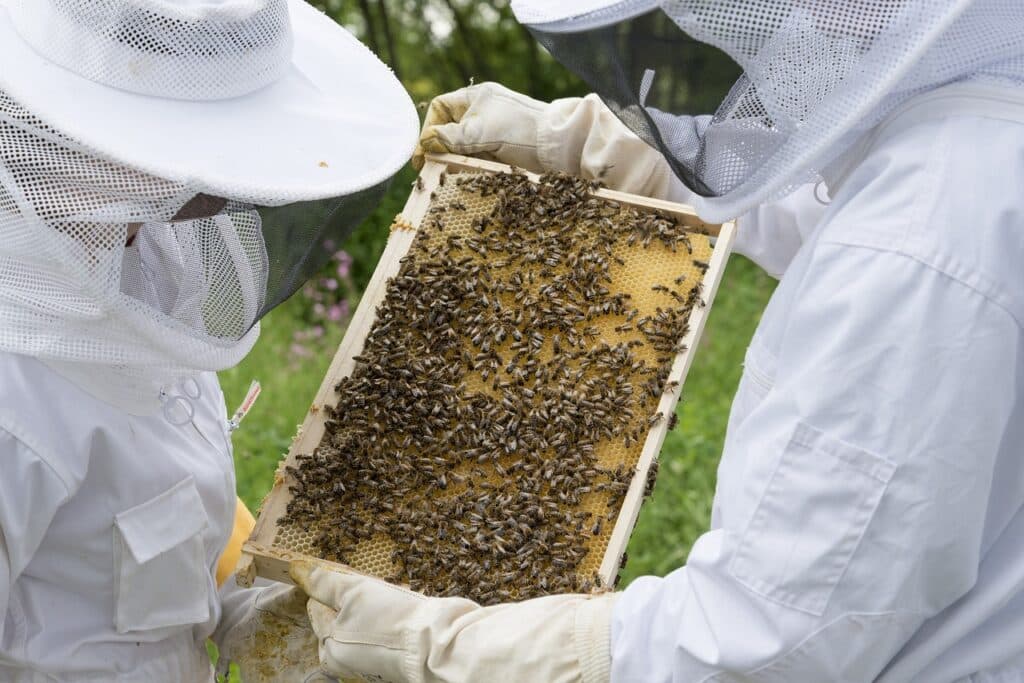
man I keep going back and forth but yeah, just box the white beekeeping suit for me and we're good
[288,3,1024,683]
[0,0,417,680]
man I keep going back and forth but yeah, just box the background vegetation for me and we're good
[220,1,775,586]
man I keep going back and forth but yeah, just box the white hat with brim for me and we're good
[0,0,419,205]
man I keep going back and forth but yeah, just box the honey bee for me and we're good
[280,167,711,606]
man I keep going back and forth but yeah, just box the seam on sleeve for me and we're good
[695,610,926,683]
[0,412,73,497]
[815,241,1023,329]
[791,424,896,483]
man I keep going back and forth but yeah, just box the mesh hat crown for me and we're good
[7,0,293,101]
[0,0,418,201]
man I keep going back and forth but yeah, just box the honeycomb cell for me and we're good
[270,171,714,599]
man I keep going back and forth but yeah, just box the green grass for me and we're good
[220,250,775,588]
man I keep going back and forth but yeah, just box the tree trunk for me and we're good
[441,0,492,82]
[515,14,540,96]
[357,0,381,54]
[376,0,402,80]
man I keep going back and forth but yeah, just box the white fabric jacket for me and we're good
[0,357,258,681]
[608,81,1024,682]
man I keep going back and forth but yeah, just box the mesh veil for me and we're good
[0,87,391,388]
[516,1,1024,221]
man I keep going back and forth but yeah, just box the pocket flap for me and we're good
[729,423,896,616]
[115,475,207,564]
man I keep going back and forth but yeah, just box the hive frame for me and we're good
[237,153,735,589]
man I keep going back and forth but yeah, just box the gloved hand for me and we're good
[219,581,336,683]
[414,82,693,203]
[413,81,549,172]
[292,561,615,683]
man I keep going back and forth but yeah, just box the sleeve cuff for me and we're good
[575,593,616,683]
[537,95,590,175]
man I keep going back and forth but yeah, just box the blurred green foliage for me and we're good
[312,1,590,103]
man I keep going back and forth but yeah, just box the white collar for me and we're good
[41,359,168,417]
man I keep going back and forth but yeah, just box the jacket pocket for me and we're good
[113,475,210,634]
[729,423,896,616]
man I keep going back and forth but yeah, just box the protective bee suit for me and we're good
[0,0,417,680]
[292,2,1024,682]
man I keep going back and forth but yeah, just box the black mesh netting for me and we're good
[255,177,391,322]
[529,10,763,197]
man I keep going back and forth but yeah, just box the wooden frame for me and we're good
[238,153,735,589]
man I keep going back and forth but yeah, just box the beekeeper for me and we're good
[290,2,1024,682]
[0,0,416,681]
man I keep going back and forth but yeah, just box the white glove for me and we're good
[292,561,615,683]
[414,82,549,172]
[415,82,692,203]
[219,581,336,682]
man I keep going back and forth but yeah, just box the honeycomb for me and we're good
[270,170,713,601]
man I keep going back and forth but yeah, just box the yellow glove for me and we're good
[214,501,331,681]
[292,561,615,683]
[216,497,256,587]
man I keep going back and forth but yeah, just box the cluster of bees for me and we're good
[279,169,709,604]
